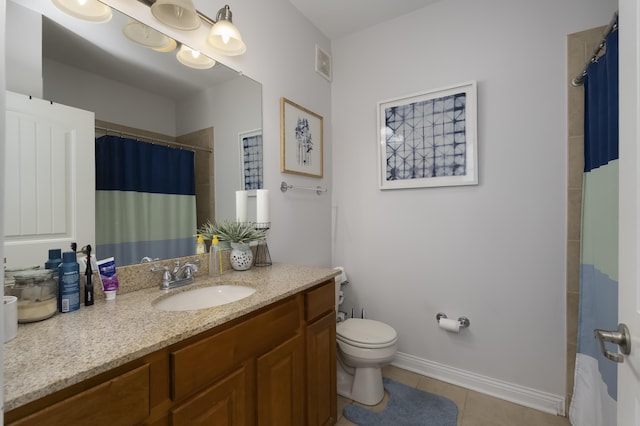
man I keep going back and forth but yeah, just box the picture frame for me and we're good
[377,81,478,189]
[238,129,263,195]
[280,97,323,178]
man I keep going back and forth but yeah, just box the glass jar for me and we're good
[4,265,40,282]
[8,269,58,323]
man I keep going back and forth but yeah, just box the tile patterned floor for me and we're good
[336,366,571,426]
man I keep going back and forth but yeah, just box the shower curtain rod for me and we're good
[95,126,213,153]
[572,11,618,87]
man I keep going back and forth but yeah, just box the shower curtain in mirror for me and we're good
[95,135,197,266]
[569,27,618,426]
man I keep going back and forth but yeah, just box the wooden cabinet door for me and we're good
[306,311,337,426]
[170,365,251,426]
[256,334,304,426]
[8,365,150,426]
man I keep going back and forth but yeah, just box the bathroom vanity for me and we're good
[4,263,338,426]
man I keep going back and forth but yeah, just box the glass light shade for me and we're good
[123,19,171,49]
[153,37,178,53]
[151,0,200,31]
[176,45,216,69]
[207,20,246,56]
[51,0,112,23]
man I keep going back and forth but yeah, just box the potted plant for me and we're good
[198,219,266,245]
[198,220,266,270]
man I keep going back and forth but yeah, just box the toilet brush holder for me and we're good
[253,222,272,267]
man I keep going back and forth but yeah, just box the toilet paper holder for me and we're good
[436,312,470,328]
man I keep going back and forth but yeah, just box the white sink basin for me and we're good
[153,284,256,311]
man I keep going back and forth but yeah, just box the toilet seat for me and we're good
[336,318,397,349]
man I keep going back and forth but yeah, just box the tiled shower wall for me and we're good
[565,25,605,411]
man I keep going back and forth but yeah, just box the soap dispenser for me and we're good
[195,234,206,254]
[209,235,222,277]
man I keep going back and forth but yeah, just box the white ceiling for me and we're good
[288,0,443,40]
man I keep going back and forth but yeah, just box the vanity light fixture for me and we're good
[140,1,247,56]
[150,0,200,31]
[123,19,172,49]
[205,5,246,56]
[176,44,216,69]
[51,0,112,23]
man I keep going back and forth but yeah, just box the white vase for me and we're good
[230,242,253,271]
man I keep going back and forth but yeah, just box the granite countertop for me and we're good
[3,263,339,412]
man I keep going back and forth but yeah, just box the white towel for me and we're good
[333,266,348,284]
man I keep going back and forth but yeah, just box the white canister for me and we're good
[4,295,18,342]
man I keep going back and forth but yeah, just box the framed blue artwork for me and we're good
[377,81,478,189]
[239,129,263,193]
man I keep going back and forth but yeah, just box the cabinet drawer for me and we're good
[172,297,301,400]
[305,280,334,322]
[9,364,150,426]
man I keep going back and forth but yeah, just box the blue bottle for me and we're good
[58,251,80,313]
[45,248,62,270]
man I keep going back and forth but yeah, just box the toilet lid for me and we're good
[336,318,397,348]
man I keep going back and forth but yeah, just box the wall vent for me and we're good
[315,45,332,81]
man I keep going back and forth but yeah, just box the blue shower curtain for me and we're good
[570,28,618,426]
[95,135,197,265]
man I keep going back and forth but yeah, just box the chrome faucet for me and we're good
[152,260,200,290]
[175,262,199,279]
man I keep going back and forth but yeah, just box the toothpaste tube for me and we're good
[97,257,119,300]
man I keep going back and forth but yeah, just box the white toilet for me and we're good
[335,274,398,406]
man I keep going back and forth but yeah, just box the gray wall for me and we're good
[330,0,616,413]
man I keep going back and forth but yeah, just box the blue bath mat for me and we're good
[343,377,458,426]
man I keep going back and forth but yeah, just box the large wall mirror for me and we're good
[6,0,262,266]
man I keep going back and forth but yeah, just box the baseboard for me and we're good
[392,352,566,416]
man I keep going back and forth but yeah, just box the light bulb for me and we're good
[207,19,246,55]
[177,45,215,69]
[173,5,184,19]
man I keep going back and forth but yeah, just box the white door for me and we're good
[4,91,94,267]
[617,0,640,423]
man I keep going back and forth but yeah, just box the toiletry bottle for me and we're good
[45,248,62,282]
[45,249,62,270]
[195,234,206,254]
[58,251,80,313]
[209,235,222,277]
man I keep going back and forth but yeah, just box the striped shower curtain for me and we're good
[95,135,197,265]
[569,28,619,426]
